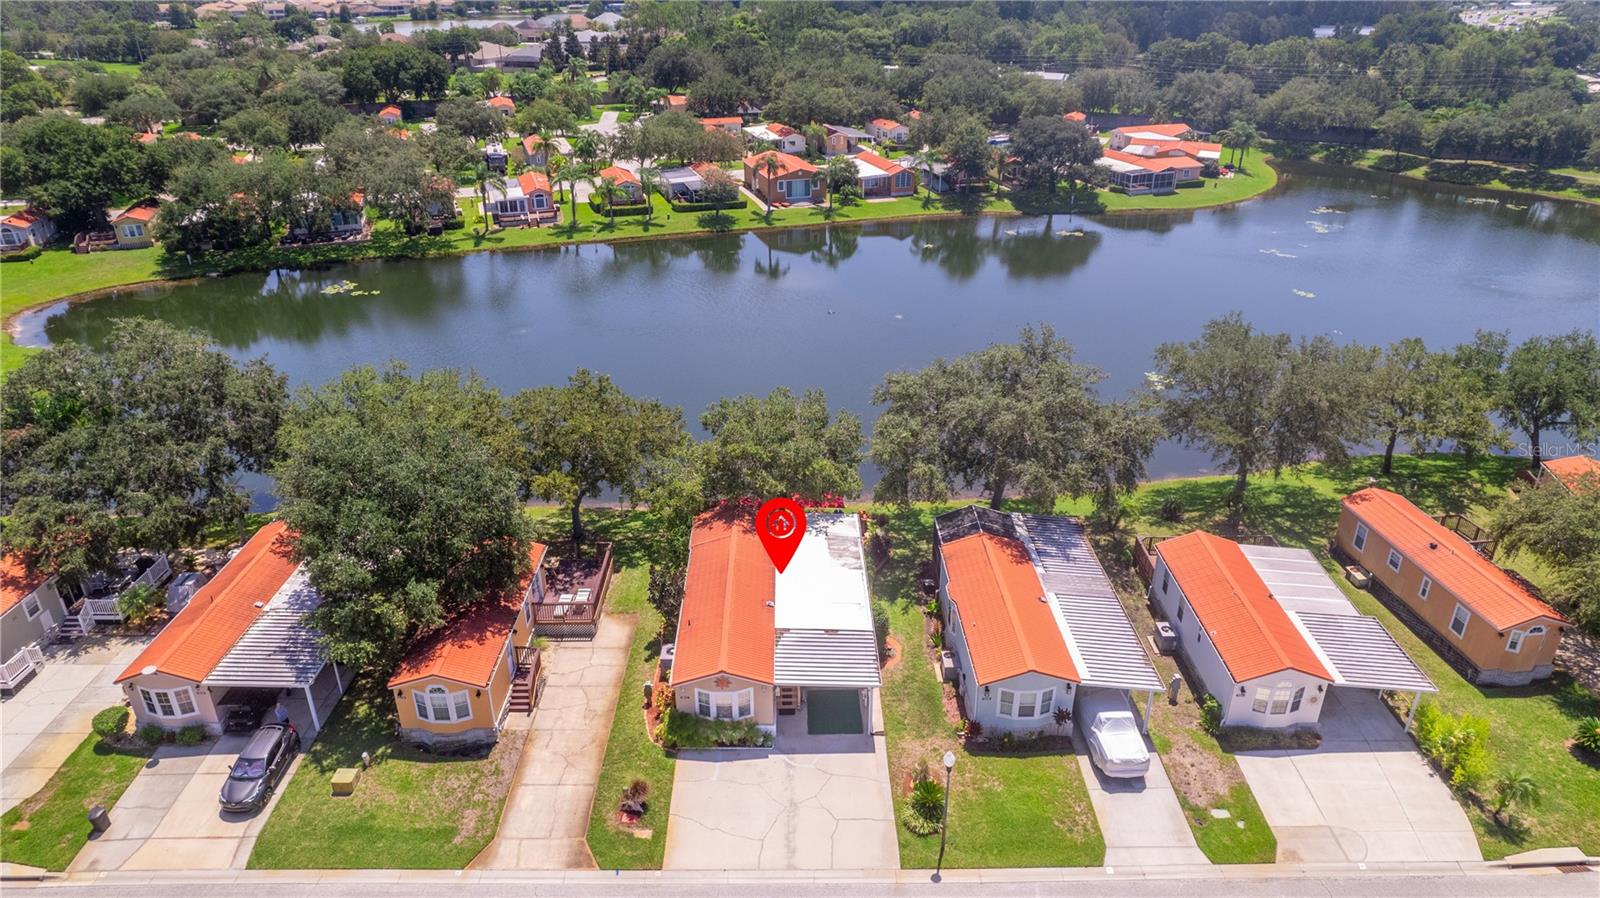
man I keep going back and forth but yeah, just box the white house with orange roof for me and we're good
[114,521,348,736]
[743,121,806,155]
[376,104,403,125]
[851,150,917,198]
[1336,487,1569,685]
[668,509,879,740]
[485,171,557,225]
[1096,122,1222,194]
[0,208,56,252]
[0,555,69,687]
[744,151,820,206]
[934,507,1162,734]
[487,95,516,115]
[1152,529,1434,730]
[867,117,909,144]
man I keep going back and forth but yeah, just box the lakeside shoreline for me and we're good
[1,164,1282,360]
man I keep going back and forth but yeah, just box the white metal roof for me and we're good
[774,628,880,688]
[203,566,327,689]
[773,513,872,633]
[1240,545,1358,616]
[1291,611,1436,693]
[1017,514,1164,693]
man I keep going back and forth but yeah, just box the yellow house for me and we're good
[111,199,160,249]
[389,543,547,748]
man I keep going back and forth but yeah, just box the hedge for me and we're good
[669,197,749,213]
[587,198,651,217]
[1370,153,1427,173]
[1,245,44,263]
[1424,161,1500,186]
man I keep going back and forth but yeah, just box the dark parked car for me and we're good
[219,724,299,813]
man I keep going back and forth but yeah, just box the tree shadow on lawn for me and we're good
[527,506,680,571]
[865,503,944,610]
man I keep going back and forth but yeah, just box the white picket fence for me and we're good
[0,645,46,691]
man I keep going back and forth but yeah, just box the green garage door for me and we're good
[806,689,863,735]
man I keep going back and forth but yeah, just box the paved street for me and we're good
[1235,688,1480,864]
[472,614,635,870]
[664,695,898,871]
[1,636,150,814]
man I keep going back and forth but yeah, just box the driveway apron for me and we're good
[472,613,635,870]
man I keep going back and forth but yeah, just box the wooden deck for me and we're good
[533,542,613,639]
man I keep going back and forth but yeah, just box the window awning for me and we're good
[774,628,880,689]
[1292,611,1437,694]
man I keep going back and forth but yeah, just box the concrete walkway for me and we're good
[1074,732,1210,867]
[1,636,150,814]
[1235,689,1480,864]
[473,614,636,870]
[664,694,898,871]
[70,735,297,872]
[580,109,623,138]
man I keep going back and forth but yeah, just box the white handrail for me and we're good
[75,603,95,636]
[85,598,122,620]
[0,645,45,689]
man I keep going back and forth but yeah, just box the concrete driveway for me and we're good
[1234,688,1480,863]
[472,614,635,870]
[71,735,294,872]
[664,697,898,871]
[1,636,150,813]
[1075,733,1209,867]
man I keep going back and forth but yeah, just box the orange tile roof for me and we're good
[136,131,159,144]
[1343,489,1566,628]
[1,554,49,617]
[1542,455,1600,493]
[388,543,548,688]
[1101,147,1203,172]
[116,521,299,684]
[1115,122,1191,138]
[2,208,48,228]
[521,134,544,154]
[670,509,775,686]
[487,95,515,110]
[378,104,402,118]
[665,95,687,108]
[598,165,639,184]
[745,150,816,177]
[517,170,551,194]
[699,116,741,126]
[870,118,903,130]
[114,200,160,223]
[1156,531,1331,682]
[939,532,1078,686]
[1064,111,1086,122]
[854,149,905,176]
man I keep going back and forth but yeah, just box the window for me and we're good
[139,686,197,719]
[533,194,547,209]
[414,685,472,723]
[1353,522,1368,552]
[1506,629,1523,653]
[1386,549,1403,573]
[1419,576,1432,600]
[895,171,912,188]
[1449,604,1470,638]
[1269,683,1293,715]
[1528,626,1546,636]
[22,592,42,620]
[1161,570,1170,594]
[1252,688,1270,713]
[1176,601,1185,622]
[997,688,1055,720]
[694,688,753,721]
[121,223,145,238]
[1290,686,1305,713]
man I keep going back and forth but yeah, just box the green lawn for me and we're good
[872,505,1106,869]
[30,58,143,79]
[1274,145,1600,206]
[0,732,153,871]
[248,679,524,869]
[1094,163,1279,212]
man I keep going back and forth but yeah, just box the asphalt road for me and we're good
[8,870,1594,898]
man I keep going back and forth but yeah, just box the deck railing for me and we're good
[532,543,613,637]
[0,645,46,690]
[1433,513,1498,559]
[84,598,123,621]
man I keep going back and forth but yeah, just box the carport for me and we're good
[1240,545,1436,726]
[1020,514,1165,728]
[202,573,347,737]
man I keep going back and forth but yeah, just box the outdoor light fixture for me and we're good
[1238,685,1247,696]
[934,750,957,883]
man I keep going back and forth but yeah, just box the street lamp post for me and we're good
[932,750,956,883]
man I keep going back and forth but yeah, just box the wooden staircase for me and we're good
[509,675,534,714]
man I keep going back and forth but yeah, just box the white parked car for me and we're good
[1086,709,1151,779]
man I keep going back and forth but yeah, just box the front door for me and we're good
[38,608,54,631]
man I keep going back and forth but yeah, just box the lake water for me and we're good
[15,164,1599,503]
[356,16,523,35]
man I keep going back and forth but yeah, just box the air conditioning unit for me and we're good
[939,650,958,683]
[658,642,675,679]
[1345,565,1372,589]
[1153,621,1178,654]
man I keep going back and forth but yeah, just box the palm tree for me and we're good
[760,153,781,220]
[1213,126,1238,166]
[471,162,502,235]
[822,155,857,213]
[636,163,660,224]
[1227,120,1260,171]
[907,148,935,208]
[596,174,620,226]
[1491,770,1539,824]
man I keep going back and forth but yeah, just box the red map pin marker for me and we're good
[755,497,806,574]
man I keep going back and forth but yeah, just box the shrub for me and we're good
[1371,153,1427,173]
[117,584,164,626]
[872,600,891,662]
[1424,161,1499,186]
[963,719,982,739]
[137,724,166,746]
[651,681,674,711]
[1,245,44,263]
[175,725,206,746]
[647,563,686,630]
[901,807,941,835]
[1157,497,1186,523]
[670,197,749,213]
[1318,144,1365,165]
[910,779,945,822]
[588,198,650,216]
[1413,702,1493,792]
[1574,716,1600,755]
[1201,160,1221,178]
[620,778,650,816]
[1199,694,1223,736]
[654,708,772,749]
[1498,168,1578,192]
[92,706,130,738]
